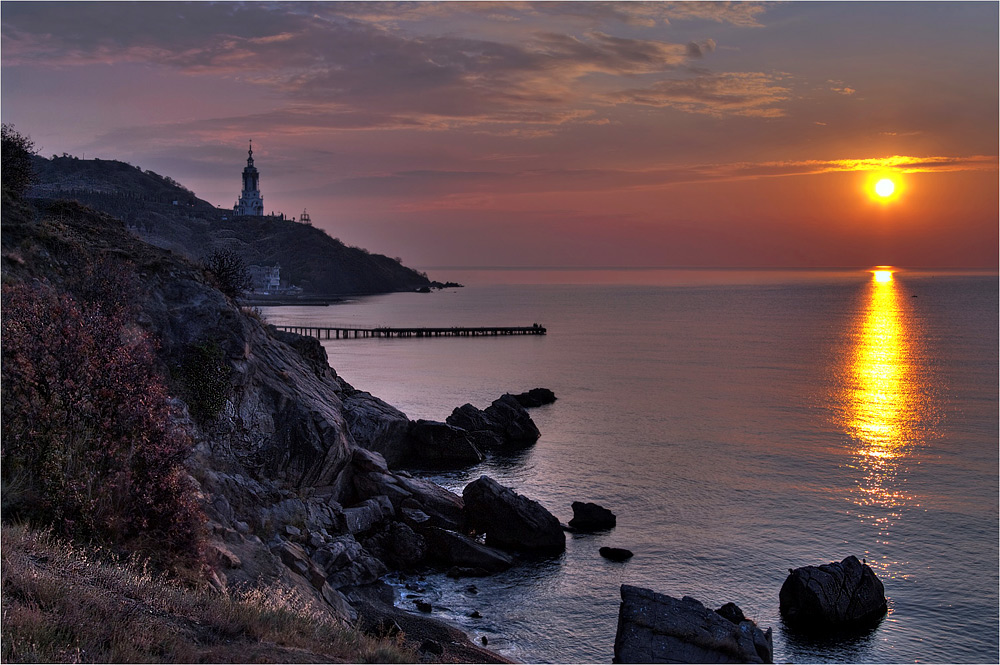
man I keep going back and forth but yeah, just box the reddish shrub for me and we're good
[1,280,202,560]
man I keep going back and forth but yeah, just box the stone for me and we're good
[341,389,413,466]
[414,599,433,613]
[361,521,427,570]
[343,495,395,535]
[393,476,465,531]
[483,394,540,445]
[511,388,557,407]
[600,547,633,562]
[462,475,565,553]
[312,534,387,589]
[446,403,496,433]
[320,582,357,622]
[779,555,887,632]
[569,501,617,531]
[614,585,773,664]
[419,639,444,655]
[716,602,746,625]
[351,446,390,474]
[469,610,482,618]
[447,566,491,578]
[409,419,485,465]
[423,527,515,572]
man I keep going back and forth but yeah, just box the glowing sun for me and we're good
[874,178,895,198]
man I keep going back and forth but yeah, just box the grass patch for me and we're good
[1,523,415,663]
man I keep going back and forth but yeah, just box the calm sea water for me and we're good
[262,269,999,663]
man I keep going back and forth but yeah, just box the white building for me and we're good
[234,140,264,216]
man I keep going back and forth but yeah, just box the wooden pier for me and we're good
[274,324,546,339]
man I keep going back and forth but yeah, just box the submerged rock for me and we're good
[423,526,515,572]
[463,476,565,553]
[779,555,887,632]
[511,388,557,408]
[569,501,616,531]
[600,547,633,562]
[614,585,773,664]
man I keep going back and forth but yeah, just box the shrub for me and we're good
[1,124,37,198]
[1,281,202,561]
[203,249,250,298]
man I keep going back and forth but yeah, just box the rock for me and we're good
[351,447,390,474]
[393,476,465,531]
[779,555,887,631]
[414,599,433,613]
[716,602,746,625]
[462,476,565,553]
[419,639,444,655]
[483,395,540,445]
[341,389,413,466]
[409,419,485,465]
[423,526,515,572]
[343,495,395,535]
[446,403,496,433]
[600,547,633,562]
[614,585,773,664]
[320,582,357,622]
[569,501,616,531]
[481,636,489,645]
[312,534,387,589]
[511,388,556,407]
[361,521,427,570]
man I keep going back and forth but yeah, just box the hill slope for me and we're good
[29,155,434,296]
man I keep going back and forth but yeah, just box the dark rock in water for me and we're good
[469,610,482,619]
[779,555,887,632]
[569,501,617,531]
[414,599,433,613]
[341,390,413,466]
[466,585,479,594]
[419,639,443,655]
[481,636,489,645]
[716,602,746,625]
[446,403,497,433]
[615,585,773,664]
[447,566,492,579]
[463,475,565,553]
[409,419,484,465]
[422,525,514,572]
[483,394,540,445]
[512,388,557,407]
[600,546,633,562]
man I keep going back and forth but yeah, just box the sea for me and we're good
[262,268,999,664]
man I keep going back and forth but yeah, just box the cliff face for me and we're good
[0,198,442,612]
[28,155,432,296]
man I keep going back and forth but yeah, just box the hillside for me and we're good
[29,155,436,296]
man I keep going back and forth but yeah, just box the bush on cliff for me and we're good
[1,278,202,562]
[203,248,250,299]
[2,123,37,198]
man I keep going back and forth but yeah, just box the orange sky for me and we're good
[3,2,997,268]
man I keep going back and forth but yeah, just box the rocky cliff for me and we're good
[0,196,504,662]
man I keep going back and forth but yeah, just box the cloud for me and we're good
[604,71,791,117]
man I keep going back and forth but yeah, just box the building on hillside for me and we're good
[299,209,312,225]
[234,140,264,216]
[248,264,281,293]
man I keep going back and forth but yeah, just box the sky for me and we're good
[2,1,997,269]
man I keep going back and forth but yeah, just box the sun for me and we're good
[874,178,895,198]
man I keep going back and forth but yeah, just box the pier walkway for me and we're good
[275,324,546,339]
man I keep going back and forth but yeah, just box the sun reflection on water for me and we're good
[837,270,933,578]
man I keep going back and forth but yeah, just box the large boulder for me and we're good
[446,396,540,448]
[361,521,427,570]
[422,526,515,572]
[779,555,887,631]
[483,394,540,445]
[614,585,773,664]
[409,420,484,465]
[569,501,616,531]
[462,476,565,553]
[340,388,413,466]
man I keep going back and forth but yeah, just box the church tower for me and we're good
[234,140,264,216]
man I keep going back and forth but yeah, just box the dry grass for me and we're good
[1,523,415,663]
